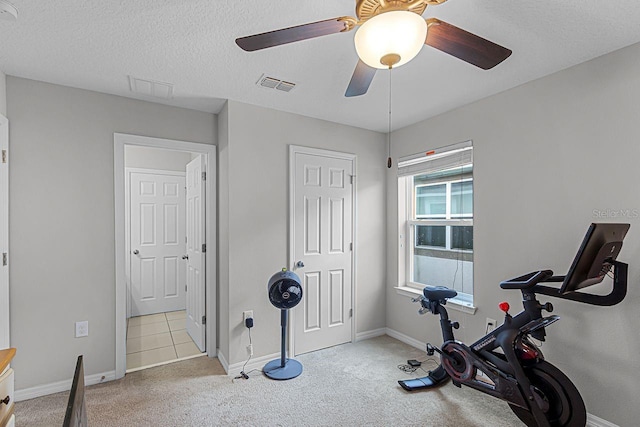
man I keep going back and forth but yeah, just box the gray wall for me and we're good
[386,42,640,426]
[0,72,6,116]
[219,101,387,367]
[125,145,193,172]
[6,77,216,390]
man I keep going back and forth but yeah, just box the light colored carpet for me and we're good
[16,335,522,426]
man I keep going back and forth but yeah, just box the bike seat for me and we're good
[423,286,458,301]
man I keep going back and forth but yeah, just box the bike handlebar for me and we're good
[499,270,554,290]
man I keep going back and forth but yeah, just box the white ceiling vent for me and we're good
[257,75,296,93]
[128,76,174,99]
[275,81,295,92]
[0,1,18,21]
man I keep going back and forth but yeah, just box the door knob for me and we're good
[133,250,139,255]
[182,254,189,260]
[296,261,304,268]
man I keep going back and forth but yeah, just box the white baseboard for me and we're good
[355,328,386,342]
[587,414,618,427]
[15,370,116,402]
[227,352,281,377]
[217,348,229,374]
[385,328,427,351]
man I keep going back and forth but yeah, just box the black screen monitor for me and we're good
[560,223,630,293]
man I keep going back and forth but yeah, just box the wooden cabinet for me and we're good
[0,349,15,427]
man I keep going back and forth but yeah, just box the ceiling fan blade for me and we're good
[425,18,512,70]
[236,18,352,52]
[345,60,377,97]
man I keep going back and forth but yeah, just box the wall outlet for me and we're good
[485,318,497,333]
[243,310,253,322]
[75,321,89,338]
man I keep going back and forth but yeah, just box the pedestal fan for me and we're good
[264,268,303,380]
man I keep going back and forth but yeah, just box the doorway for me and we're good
[289,145,356,356]
[114,134,216,378]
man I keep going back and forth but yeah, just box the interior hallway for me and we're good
[126,310,203,371]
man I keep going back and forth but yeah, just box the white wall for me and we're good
[220,101,387,367]
[6,77,216,390]
[125,145,193,171]
[386,42,640,426]
[0,72,6,116]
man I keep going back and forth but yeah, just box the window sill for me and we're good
[394,286,477,315]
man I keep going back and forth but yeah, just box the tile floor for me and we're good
[126,310,204,371]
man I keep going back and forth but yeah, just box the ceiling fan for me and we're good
[235,0,512,97]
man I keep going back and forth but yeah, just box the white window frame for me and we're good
[395,142,476,314]
[413,177,473,251]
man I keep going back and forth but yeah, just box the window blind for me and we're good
[397,140,472,177]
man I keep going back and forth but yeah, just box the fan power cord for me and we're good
[234,322,253,380]
[397,357,439,374]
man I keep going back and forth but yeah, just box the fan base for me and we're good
[264,358,303,380]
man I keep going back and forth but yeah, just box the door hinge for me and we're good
[349,308,353,318]
[1,150,6,164]
[350,242,353,251]
[202,172,206,181]
[202,243,206,253]
[350,175,354,184]
[185,284,187,292]
[2,253,7,267]
[202,315,206,325]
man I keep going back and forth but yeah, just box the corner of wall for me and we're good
[0,72,7,117]
[216,101,230,359]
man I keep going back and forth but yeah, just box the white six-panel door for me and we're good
[185,155,206,352]
[292,149,354,355]
[130,171,186,316]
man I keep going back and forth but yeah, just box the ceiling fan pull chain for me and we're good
[387,68,393,169]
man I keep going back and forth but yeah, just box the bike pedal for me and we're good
[426,343,435,356]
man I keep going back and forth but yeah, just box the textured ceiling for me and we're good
[1,1,640,132]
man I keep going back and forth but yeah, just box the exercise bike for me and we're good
[399,223,630,427]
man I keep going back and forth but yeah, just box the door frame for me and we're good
[0,114,9,349]
[288,145,357,356]
[114,133,216,379]
[125,168,186,319]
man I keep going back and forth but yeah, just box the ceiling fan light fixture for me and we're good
[354,11,427,69]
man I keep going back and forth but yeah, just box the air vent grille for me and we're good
[128,76,174,99]
[275,81,295,92]
[260,77,279,89]
[257,75,296,93]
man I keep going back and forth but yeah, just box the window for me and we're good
[398,142,474,306]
